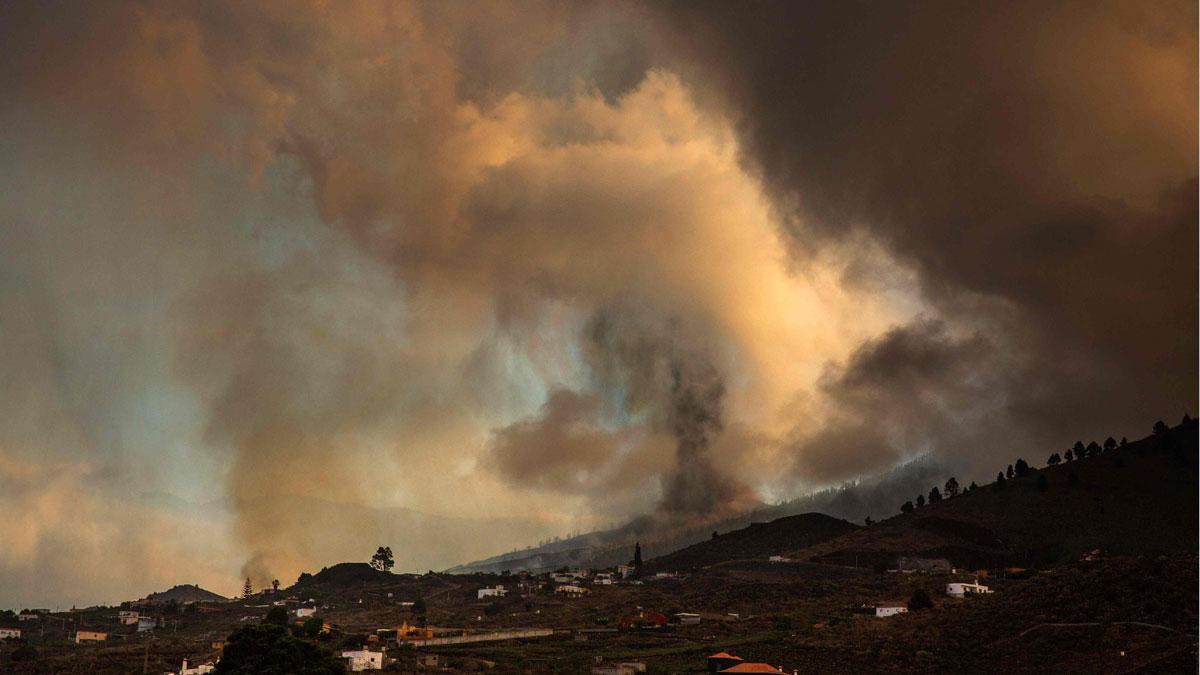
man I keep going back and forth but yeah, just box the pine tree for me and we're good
[1006,464,1014,479]
[1065,448,1074,462]
[633,542,643,570]
[242,577,253,599]
[1047,452,1061,466]
[995,472,1006,490]
[1103,437,1117,452]
[1014,458,1030,476]
[901,501,914,514]
[944,477,960,497]
[928,486,942,503]
[916,494,926,507]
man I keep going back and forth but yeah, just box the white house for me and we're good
[551,572,581,583]
[554,584,589,597]
[75,630,108,643]
[478,585,507,599]
[174,658,217,675]
[341,649,383,671]
[768,555,794,563]
[295,607,316,618]
[137,616,157,632]
[592,573,614,585]
[946,581,992,597]
[0,627,21,640]
[674,613,701,625]
[18,613,38,622]
[874,605,908,617]
[118,610,139,625]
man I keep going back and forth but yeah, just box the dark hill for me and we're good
[143,584,228,604]
[796,420,1199,569]
[644,513,858,572]
[294,562,392,589]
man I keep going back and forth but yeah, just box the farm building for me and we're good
[0,627,21,640]
[874,604,908,617]
[118,610,139,625]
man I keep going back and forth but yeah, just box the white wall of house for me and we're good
[0,628,21,639]
[875,606,908,617]
[342,649,383,671]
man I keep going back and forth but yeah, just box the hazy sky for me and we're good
[1,1,1194,609]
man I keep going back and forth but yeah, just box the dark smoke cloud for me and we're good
[655,0,1198,479]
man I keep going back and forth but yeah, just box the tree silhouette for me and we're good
[369,546,394,573]
[1005,464,1014,479]
[271,579,280,592]
[864,516,875,526]
[1014,458,1030,476]
[1072,440,1086,456]
[633,542,643,570]
[1183,413,1193,425]
[1047,452,1061,466]
[1085,441,1101,457]
[1036,474,1048,491]
[928,486,942,503]
[968,481,978,491]
[1119,437,1128,447]
[242,578,253,600]
[916,494,926,507]
[901,501,914,514]
[944,477,960,497]
[1153,420,1168,435]
[1103,437,1117,452]
[995,472,1006,490]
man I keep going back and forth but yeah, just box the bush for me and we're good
[907,589,934,611]
[11,645,37,662]
[1036,474,1048,491]
[265,606,289,626]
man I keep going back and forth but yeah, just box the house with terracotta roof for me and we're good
[619,610,668,630]
[708,652,743,672]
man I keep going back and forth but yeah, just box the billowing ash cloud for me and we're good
[655,0,1198,477]
[0,0,1193,605]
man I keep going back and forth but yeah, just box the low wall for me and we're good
[407,628,554,647]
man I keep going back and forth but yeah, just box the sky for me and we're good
[0,1,1195,609]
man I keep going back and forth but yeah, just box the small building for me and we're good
[616,564,633,579]
[0,627,21,640]
[118,610,139,625]
[175,658,217,675]
[75,630,108,644]
[874,604,908,617]
[592,573,614,585]
[674,612,701,625]
[295,607,316,618]
[946,581,992,597]
[555,584,589,597]
[137,616,157,632]
[18,613,39,622]
[477,585,507,599]
[342,649,383,671]
[708,652,744,673]
[767,555,793,563]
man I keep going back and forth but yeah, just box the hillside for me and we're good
[447,457,947,574]
[792,420,1199,570]
[143,584,228,604]
[644,513,858,573]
